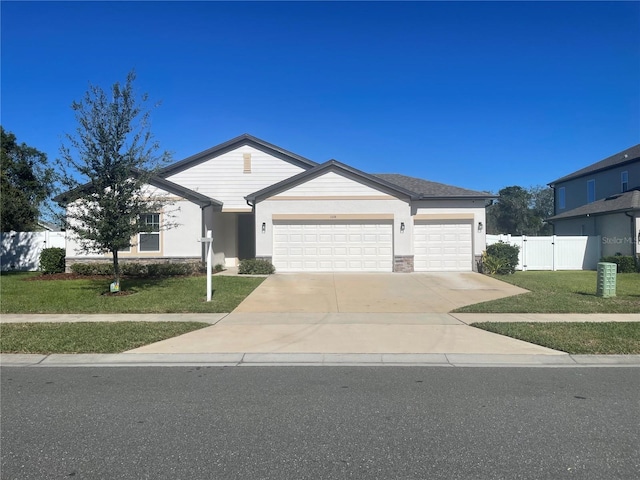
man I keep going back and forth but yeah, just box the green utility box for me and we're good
[596,262,617,298]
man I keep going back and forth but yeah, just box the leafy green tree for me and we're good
[57,71,172,285]
[486,185,554,235]
[529,186,554,235]
[1,127,54,231]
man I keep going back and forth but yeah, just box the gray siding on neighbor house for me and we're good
[552,213,636,257]
[554,160,640,214]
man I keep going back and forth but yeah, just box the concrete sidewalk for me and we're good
[3,352,640,367]
[2,313,638,366]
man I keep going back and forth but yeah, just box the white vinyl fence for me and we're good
[1,231,66,271]
[486,234,602,271]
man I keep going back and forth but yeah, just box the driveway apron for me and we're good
[127,273,564,356]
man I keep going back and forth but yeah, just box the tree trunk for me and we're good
[112,249,120,286]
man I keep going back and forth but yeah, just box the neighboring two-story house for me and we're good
[547,144,640,258]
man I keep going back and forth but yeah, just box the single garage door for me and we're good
[273,220,393,272]
[414,221,472,271]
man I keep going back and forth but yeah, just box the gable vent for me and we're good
[243,153,251,173]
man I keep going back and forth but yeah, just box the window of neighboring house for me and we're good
[587,179,595,203]
[621,171,628,192]
[558,187,566,210]
[139,213,160,252]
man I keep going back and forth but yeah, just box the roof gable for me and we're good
[246,160,417,203]
[160,134,317,177]
[550,144,640,186]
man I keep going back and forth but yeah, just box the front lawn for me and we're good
[454,271,640,313]
[473,322,640,354]
[0,322,209,353]
[0,272,264,313]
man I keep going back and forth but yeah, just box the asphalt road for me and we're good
[1,367,638,480]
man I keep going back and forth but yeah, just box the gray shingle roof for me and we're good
[549,144,640,185]
[547,188,640,221]
[373,173,493,198]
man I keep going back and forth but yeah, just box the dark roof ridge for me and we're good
[549,144,640,186]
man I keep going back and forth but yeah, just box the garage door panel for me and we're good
[273,221,393,272]
[414,221,472,272]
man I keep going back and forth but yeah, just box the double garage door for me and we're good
[272,219,473,272]
[273,220,393,272]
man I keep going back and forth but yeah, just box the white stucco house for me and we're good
[62,134,493,273]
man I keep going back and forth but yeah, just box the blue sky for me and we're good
[2,1,639,194]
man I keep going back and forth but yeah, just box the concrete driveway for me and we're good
[233,272,528,313]
[128,272,564,356]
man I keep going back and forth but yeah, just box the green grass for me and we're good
[0,272,264,313]
[454,271,640,313]
[473,322,640,354]
[0,322,209,353]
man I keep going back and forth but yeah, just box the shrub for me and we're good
[214,263,224,273]
[70,262,197,277]
[146,263,192,277]
[600,255,639,273]
[70,263,113,276]
[482,242,520,275]
[39,248,66,274]
[238,258,275,275]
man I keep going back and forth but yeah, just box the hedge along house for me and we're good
[60,134,493,273]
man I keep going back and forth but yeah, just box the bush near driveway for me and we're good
[0,272,264,314]
[453,271,640,314]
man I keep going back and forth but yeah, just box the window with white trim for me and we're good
[139,213,160,252]
[621,171,628,192]
[587,179,595,203]
[558,187,566,210]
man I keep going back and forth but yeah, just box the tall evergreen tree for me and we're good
[57,71,172,285]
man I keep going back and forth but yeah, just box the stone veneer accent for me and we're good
[65,257,202,273]
[474,254,482,272]
[393,255,414,273]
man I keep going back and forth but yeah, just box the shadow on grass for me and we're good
[78,277,177,296]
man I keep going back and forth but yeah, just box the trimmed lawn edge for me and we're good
[0,322,210,354]
[472,322,640,355]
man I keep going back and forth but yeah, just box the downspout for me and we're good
[624,211,637,258]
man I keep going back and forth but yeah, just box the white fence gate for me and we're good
[486,234,601,271]
[1,231,66,271]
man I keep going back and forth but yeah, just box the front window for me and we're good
[622,171,628,192]
[587,180,595,203]
[139,213,160,252]
[558,187,566,210]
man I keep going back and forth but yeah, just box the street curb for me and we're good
[2,353,639,367]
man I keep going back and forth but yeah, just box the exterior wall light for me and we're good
[262,222,266,233]
[478,222,484,232]
[400,222,405,232]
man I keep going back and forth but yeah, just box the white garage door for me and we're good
[414,221,472,271]
[273,220,393,272]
